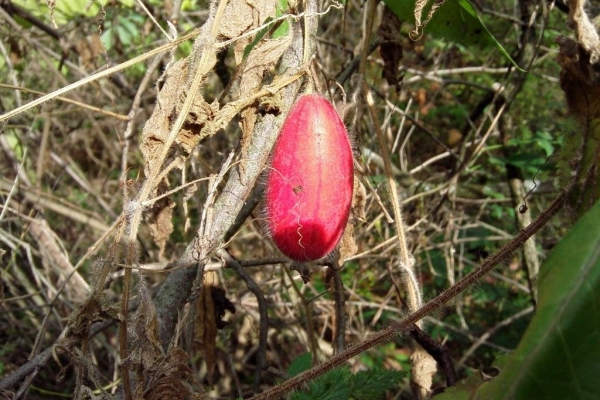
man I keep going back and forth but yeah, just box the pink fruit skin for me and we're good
[265,94,354,261]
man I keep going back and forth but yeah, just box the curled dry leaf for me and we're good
[193,271,235,384]
[146,182,175,260]
[140,59,188,178]
[61,296,120,393]
[338,223,358,264]
[178,98,220,154]
[338,177,366,263]
[239,36,292,164]
[378,6,403,91]
[567,0,600,64]
[411,345,438,399]
[129,282,197,399]
[144,348,196,400]
[130,281,163,371]
[220,0,277,63]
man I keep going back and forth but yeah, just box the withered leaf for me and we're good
[146,181,175,259]
[194,272,235,384]
[144,348,195,400]
[130,281,163,370]
[220,0,278,63]
[378,6,404,91]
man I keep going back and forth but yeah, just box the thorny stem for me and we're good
[248,191,566,400]
[330,259,346,355]
[153,10,308,351]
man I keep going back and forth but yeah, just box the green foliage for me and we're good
[242,0,289,61]
[289,361,405,400]
[381,0,520,68]
[488,130,562,175]
[273,0,290,39]
[479,199,600,399]
[101,11,146,50]
[288,352,313,377]
[13,0,102,25]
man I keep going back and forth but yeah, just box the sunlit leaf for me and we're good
[475,199,600,399]
[382,0,522,70]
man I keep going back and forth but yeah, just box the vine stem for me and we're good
[247,191,566,400]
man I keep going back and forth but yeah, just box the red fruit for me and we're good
[265,94,354,261]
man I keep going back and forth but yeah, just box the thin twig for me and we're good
[330,259,346,355]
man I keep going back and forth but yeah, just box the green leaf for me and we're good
[273,0,290,39]
[350,369,404,400]
[472,199,600,399]
[291,366,351,400]
[290,365,403,400]
[381,0,522,70]
[288,352,313,377]
[242,17,273,61]
[242,0,289,60]
[432,371,486,400]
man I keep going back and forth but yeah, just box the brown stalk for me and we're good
[248,190,566,400]
[330,259,346,355]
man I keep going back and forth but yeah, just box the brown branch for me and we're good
[329,260,346,355]
[408,324,458,387]
[247,191,566,400]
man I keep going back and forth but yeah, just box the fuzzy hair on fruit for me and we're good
[263,93,354,262]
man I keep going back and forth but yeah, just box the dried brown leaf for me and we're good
[220,0,278,63]
[568,0,600,64]
[130,281,163,371]
[239,38,292,97]
[338,222,358,264]
[338,177,365,263]
[239,36,292,164]
[352,176,367,222]
[144,348,195,400]
[140,59,188,179]
[192,280,234,383]
[146,182,176,259]
[378,6,403,91]
[411,345,438,399]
